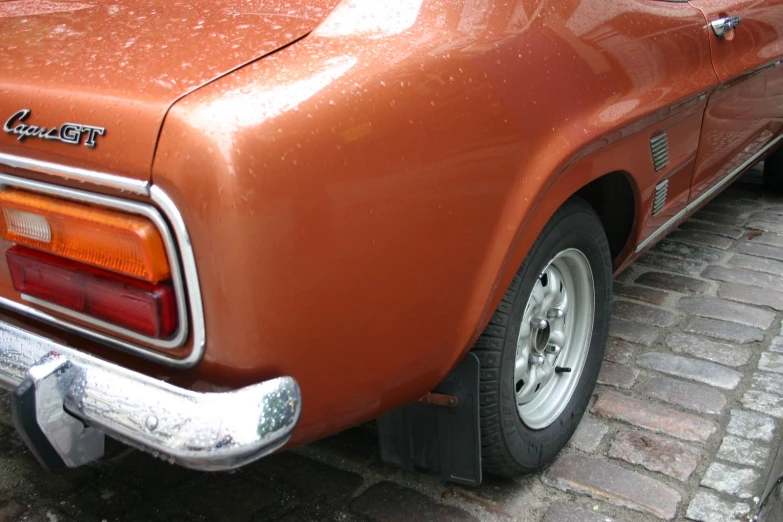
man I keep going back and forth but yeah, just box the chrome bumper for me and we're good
[0,321,301,471]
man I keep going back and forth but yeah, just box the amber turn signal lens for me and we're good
[0,189,170,283]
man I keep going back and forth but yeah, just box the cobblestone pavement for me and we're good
[3,168,783,521]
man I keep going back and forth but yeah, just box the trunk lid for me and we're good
[0,0,341,181]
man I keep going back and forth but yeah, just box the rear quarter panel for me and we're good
[152,0,716,445]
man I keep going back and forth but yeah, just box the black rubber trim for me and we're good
[10,378,66,471]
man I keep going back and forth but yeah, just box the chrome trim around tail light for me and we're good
[0,321,299,471]
[0,152,149,195]
[0,174,205,368]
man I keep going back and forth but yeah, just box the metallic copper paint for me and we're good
[689,0,783,201]
[1,0,781,448]
[0,0,341,177]
[153,0,718,445]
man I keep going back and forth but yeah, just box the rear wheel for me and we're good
[471,197,612,477]
[764,149,783,193]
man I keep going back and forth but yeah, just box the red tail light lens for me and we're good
[7,246,177,338]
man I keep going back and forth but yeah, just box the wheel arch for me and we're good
[465,161,644,357]
[575,170,638,267]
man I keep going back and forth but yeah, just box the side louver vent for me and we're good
[653,179,669,216]
[650,132,670,172]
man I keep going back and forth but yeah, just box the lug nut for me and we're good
[545,344,561,355]
[531,317,549,330]
[529,354,545,365]
[547,308,564,319]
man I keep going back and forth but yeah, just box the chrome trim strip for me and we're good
[0,174,204,368]
[0,321,300,471]
[0,152,149,195]
[636,134,783,253]
[150,185,206,357]
[650,133,670,172]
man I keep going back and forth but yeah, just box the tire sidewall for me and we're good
[497,201,612,470]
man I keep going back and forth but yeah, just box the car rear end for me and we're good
[0,0,344,470]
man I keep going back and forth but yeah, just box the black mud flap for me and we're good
[10,379,67,470]
[377,352,482,486]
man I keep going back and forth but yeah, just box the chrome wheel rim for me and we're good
[515,248,595,429]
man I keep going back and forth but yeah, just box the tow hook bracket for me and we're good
[377,353,482,486]
[418,392,459,407]
[10,352,104,470]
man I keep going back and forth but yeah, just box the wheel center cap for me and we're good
[534,323,550,353]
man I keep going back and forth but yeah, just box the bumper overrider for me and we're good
[0,321,301,471]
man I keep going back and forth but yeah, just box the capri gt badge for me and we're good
[3,109,105,147]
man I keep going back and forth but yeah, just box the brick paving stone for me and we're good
[542,454,681,520]
[598,361,639,389]
[770,335,783,353]
[637,352,742,390]
[541,502,614,522]
[700,462,760,499]
[665,332,752,367]
[611,301,678,327]
[608,429,702,481]
[108,451,194,492]
[668,230,733,250]
[678,296,775,329]
[604,338,636,364]
[708,200,757,214]
[726,409,775,442]
[0,499,25,522]
[685,491,751,522]
[635,271,711,295]
[752,372,783,395]
[683,316,764,344]
[352,482,478,522]
[749,210,783,224]
[637,253,707,276]
[609,318,660,346]
[744,231,783,248]
[736,240,783,261]
[71,476,145,520]
[759,352,783,374]
[716,435,769,468]
[255,453,363,504]
[719,281,783,310]
[592,392,717,442]
[22,507,70,522]
[568,417,608,453]
[746,221,783,235]
[140,471,279,521]
[638,376,726,415]
[679,220,744,239]
[720,184,763,201]
[741,390,783,418]
[695,210,746,226]
[728,252,783,277]
[653,239,726,263]
[695,212,745,227]
[613,282,668,306]
[702,264,783,288]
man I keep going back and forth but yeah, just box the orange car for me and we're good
[1,0,782,483]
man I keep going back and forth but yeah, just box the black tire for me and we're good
[471,197,612,477]
[764,150,783,193]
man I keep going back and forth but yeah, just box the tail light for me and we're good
[7,246,177,339]
[0,188,179,341]
[0,188,170,283]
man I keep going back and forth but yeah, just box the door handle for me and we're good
[711,16,742,37]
